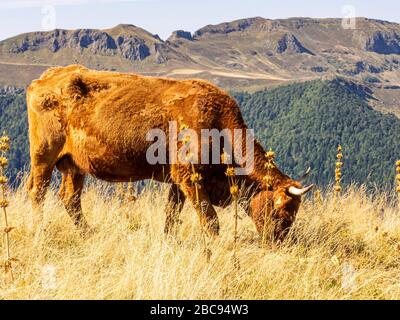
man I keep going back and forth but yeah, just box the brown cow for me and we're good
[26,65,313,240]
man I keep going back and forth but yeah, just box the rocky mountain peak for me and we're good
[167,30,193,42]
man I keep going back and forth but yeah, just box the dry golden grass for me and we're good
[1,182,400,300]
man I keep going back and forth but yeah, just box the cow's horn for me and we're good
[288,184,314,196]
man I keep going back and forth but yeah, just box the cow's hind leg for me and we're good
[27,164,54,210]
[57,159,91,235]
[164,184,186,236]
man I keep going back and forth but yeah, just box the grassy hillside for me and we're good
[234,78,400,188]
[1,79,400,299]
[1,183,400,299]
[1,78,400,188]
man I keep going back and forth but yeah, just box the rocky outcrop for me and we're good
[310,66,328,73]
[70,30,117,53]
[274,33,313,55]
[355,61,382,74]
[343,61,385,76]
[9,28,153,62]
[10,33,50,53]
[167,30,194,48]
[154,43,169,64]
[116,35,150,61]
[11,29,118,54]
[167,30,193,42]
[363,31,400,54]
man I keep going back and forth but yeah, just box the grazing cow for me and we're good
[26,65,313,240]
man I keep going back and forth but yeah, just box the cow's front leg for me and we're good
[26,163,55,231]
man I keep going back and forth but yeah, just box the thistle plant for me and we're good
[179,118,211,261]
[262,149,276,245]
[263,149,276,188]
[116,181,136,204]
[116,183,125,202]
[222,151,240,270]
[189,152,212,261]
[0,134,15,282]
[126,181,136,202]
[335,145,343,199]
[313,188,323,208]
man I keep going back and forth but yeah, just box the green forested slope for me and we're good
[0,92,28,182]
[234,78,400,188]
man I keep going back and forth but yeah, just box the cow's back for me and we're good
[26,65,238,181]
[27,64,228,120]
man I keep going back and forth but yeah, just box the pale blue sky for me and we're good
[0,0,399,41]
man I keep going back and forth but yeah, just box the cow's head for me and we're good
[250,181,314,242]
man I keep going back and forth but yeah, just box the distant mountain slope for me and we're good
[1,78,399,188]
[1,17,400,114]
[0,24,194,70]
[172,17,400,115]
[234,78,400,188]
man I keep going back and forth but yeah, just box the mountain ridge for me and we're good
[1,17,400,115]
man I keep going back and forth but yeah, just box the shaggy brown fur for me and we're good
[26,65,309,238]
